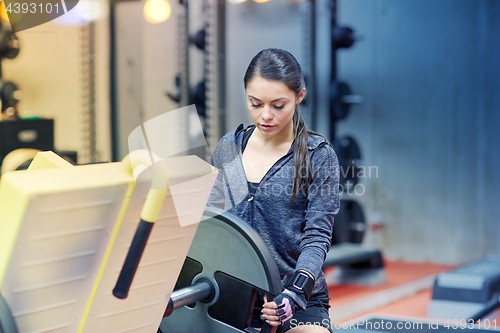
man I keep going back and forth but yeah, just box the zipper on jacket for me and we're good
[251,195,255,225]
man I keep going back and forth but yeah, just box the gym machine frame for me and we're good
[0,151,283,332]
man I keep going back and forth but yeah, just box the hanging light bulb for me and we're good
[253,0,271,3]
[144,0,171,24]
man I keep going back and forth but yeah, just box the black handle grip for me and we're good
[260,322,277,333]
[113,219,154,299]
[260,292,278,333]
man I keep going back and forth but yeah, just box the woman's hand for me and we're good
[261,293,295,327]
[260,270,314,327]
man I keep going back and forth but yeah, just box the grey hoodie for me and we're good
[207,124,340,294]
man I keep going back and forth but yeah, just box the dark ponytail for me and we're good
[291,104,313,202]
[244,48,314,202]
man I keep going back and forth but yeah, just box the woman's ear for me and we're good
[296,88,306,104]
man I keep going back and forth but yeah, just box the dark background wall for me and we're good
[317,0,500,263]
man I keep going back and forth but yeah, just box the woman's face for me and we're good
[246,76,305,139]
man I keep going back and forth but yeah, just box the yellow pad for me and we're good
[0,152,218,333]
[27,151,74,171]
[0,149,41,176]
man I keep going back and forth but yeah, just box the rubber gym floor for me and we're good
[326,260,500,326]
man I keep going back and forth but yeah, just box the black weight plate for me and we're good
[159,207,281,333]
[0,293,18,333]
[332,136,361,161]
[332,199,366,245]
[330,81,351,120]
[332,136,362,187]
[332,26,355,49]
[173,257,203,291]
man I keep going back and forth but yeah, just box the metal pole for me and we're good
[179,0,190,107]
[89,21,97,163]
[330,0,337,142]
[110,3,119,162]
[163,281,213,317]
[330,0,337,80]
[217,0,226,138]
[310,0,317,132]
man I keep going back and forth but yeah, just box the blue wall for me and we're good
[317,0,500,263]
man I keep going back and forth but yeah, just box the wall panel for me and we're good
[333,0,499,263]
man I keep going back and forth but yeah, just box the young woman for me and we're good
[208,48,340,333]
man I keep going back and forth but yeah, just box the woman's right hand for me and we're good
[261,293,295,326]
